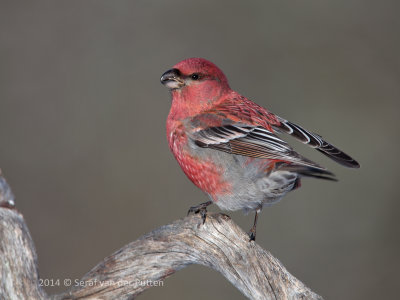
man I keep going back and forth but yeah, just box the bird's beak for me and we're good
[160,68,185,90]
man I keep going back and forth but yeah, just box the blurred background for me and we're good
[1,1,399,299]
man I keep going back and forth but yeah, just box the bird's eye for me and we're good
[191,73,200,80]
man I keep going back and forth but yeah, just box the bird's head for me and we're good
[161,58,230,108]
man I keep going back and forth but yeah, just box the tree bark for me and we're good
[0,170,323,300]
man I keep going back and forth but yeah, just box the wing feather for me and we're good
[273,117,360,168]
[193,124,326,170]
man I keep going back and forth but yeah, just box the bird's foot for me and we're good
[247,209,260,242]
[248,227,256,242]
[187,201,212,224]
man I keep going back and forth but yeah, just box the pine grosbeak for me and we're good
[161,58,359,240]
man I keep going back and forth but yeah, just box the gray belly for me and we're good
[192,145,298,212]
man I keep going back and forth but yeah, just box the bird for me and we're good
[160,58,359,241]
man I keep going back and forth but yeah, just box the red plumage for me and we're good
[161,58,359,240]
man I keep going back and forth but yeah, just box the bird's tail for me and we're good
[277,163,337,181]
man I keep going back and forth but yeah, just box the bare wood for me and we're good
[0,170,323,300]
[0,170,47,300]
[54,214,323,300]
[0,169,15,209]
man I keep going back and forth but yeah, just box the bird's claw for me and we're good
[187,201,212,224]
[187,206,207,224]
[248,227,256,242]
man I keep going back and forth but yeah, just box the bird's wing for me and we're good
[272,116,360,168]
[207,96,360,168]
[191,122,327,170]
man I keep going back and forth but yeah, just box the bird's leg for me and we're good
[187,200,213,224]
[248,209,260,241]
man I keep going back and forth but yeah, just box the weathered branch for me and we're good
[0,170,47,299]
[0,169,323,300]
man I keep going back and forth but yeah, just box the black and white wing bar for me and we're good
[273,117,360,168]
[194,124,326,170]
